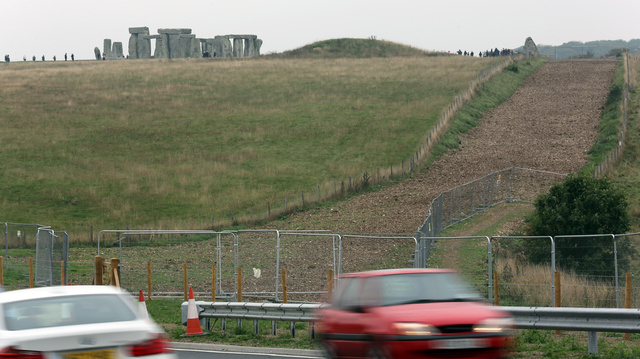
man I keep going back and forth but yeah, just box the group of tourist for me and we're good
[4,53,75,63]
[453,48,514,57]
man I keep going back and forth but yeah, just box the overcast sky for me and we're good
[2,0,639,60]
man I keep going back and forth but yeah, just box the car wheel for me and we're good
[318,340,337,359]
[367,343,390,359]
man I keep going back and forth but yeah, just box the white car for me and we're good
[0,285,176,358]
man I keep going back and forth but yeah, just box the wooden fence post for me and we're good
[282,268,288,304]
[29,257,33,288]
[147,261,152,300]
[183,264,188,302]
[625,273,632,340]
[237,267,243,302]
[110,258,120,287]
[493,271,499,306]
[555,271,562,335]
[327,269,334,301]
[212,265,216,302]
[94,256,104,285]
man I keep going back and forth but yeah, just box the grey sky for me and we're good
[2,0,639,60]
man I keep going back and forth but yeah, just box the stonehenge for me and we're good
[101,27,262,60]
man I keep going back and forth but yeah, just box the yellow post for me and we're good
[212,265,216,302]
[29,257,33,288]
[625,273,632,340]
[327,269,334,301]
[61,260,65,286]
[94,256,104,285]
[237,267,243,302]
[147,261,152,300]
[281,268,288,304]
[493,271,500,306]
[554,271,561,335]
[183,264,188,302]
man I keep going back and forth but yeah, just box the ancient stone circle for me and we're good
[97,27,262,60]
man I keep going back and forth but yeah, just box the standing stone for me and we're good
[187,35,200,58]
[94,47,101,60]
[128,33,138,58]
[112,42,124,58]
[254,38,263,56]
[524,37,539,59]
[233,37,244,57]
[155,35,168,59]
[180,34,198,58]
[103,39,112,59]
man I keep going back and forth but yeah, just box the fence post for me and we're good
[183,264,188,302]
[147,261,152,300]
[0,256,3,286]
[555,271,562,335]
[327,269,334,301]
[212,265,216,302]
[110,258,120,287]
[493,271,499,305]
[282,267,288,303]
[625,272,632,340]
[29,257,33,288]
[61,260,65,286]
[237,267,243,302]
[95,256,104,285]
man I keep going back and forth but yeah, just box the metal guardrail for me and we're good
[181,302,640,355]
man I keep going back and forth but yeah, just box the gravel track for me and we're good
[274,59,617,235]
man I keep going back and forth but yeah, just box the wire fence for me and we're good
[416,167,567,240]
[2,227,640,309]
[594,53,634,177]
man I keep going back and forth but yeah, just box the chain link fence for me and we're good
[1,222,68,289]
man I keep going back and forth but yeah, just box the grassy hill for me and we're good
[268,38,441,58]
[0,40,504,240]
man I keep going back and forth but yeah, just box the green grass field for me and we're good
[0,41,505,240]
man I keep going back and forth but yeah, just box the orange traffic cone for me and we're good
[138,290,149,320]
[185,286,204,336]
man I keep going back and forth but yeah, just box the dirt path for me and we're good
[273,59,617,235]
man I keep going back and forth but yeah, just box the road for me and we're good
[173,343,321,359]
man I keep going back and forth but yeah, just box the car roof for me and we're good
[0,285,131,303]
[339,268,455,279]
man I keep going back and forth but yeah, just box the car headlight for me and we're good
[392,322,440,336]
[473,317,515,333]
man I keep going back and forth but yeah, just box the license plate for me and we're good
[432,338,487,350]
[65,349,115,359]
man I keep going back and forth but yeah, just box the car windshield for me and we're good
[379,272,483,307]
[3,294,138,331]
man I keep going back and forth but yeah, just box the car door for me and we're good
[324,277,368,358]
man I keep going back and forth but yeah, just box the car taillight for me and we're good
[0,347,44,358]
[126,334,173,357]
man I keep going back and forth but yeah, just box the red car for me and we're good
[316,268,513,359]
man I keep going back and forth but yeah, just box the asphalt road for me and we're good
[173,343,322,359]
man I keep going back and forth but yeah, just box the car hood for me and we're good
[370,301,510,325]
